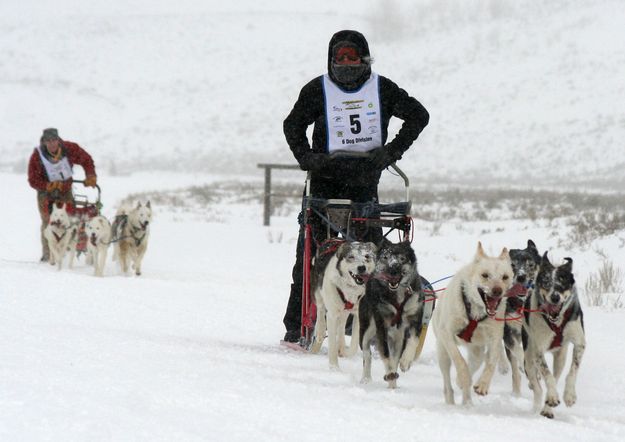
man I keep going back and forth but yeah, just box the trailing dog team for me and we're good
[309,237,584,419]
[41,200,153,277]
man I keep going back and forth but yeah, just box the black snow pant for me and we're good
[282,182,383,336]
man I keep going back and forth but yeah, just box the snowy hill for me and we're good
[1,0,624,187]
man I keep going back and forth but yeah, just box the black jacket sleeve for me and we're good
[283,77,325,166]
[379,76,429,160]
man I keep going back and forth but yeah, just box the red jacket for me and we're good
[28,141,96,192]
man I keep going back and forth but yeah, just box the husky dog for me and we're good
[113,201,152,276]
[85,215,112,277]
[501,239,541,395]
[523,253,585,419]
[309,239,377,369]
[432,242,513,405]
[44,203,74,270]
[359,239,425,388]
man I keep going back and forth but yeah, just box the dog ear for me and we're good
[336,242,349,260]
[136,201,142,209]
[527,239,537,250]
[562,257,573,272]
[146,200,151,209]
[475,241,487,261]
[499,247,509,259]
[540,251,551,266]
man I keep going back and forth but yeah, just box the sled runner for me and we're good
[289,151,436,357]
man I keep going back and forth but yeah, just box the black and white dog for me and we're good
[309,239,377,369]
[502,239,541,395]
[523,252,586,419]
[359,239,425,388]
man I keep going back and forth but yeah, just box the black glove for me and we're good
[368,147,397,169]
[297,152,330,172]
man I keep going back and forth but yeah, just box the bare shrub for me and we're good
[584,260,624,308]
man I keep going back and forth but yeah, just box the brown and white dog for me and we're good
[309,239,377,369]
[431,242,513,405]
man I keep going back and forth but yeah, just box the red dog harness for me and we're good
[336,288,355,310]
[543,306,574,350]
[457,284,487,343]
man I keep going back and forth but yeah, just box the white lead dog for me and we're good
[44,203,74,270]
[431,242,513,406]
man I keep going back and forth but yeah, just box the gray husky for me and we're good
[502,239,541,395]
[359,239,425,388]
[523,252,585,419]
[309,240,377,369]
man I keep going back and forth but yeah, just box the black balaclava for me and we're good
[327,30,372,91]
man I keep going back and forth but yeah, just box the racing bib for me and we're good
[323,72,382,153]
[37,147,73,181]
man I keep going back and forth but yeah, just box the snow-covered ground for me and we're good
[2,170,625,441]
[2,0,625,440]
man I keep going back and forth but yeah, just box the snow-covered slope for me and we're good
[1,0,623,187]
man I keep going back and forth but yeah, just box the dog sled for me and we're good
[287,151,436,358]
[68,179,103,256]
[48,180,102,256]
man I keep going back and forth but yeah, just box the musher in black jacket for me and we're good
[282,30,430,343]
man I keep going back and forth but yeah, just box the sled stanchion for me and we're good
[301,172,313,345]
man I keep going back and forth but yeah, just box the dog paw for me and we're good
[564,389,577,407]
[540,409,554,419]
[383,372,399,382]
[473,382,489,396]
[360,376,372,384]
[545,394,560,408]
[399,357,412,373]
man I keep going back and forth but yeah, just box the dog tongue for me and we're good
[486,296,500,315]
[507,283,527,298]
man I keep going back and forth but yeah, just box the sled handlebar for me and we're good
[72,179,102,208]
[305,151,410,201]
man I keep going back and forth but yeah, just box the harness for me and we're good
[109,214,147,246]
[129,223,148,247]
[336,288,355,310]
[543,306,574,350]
[390,286,414,326]
[49,220,71,243]
[457,283,488,343]
[52,230,67,243]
